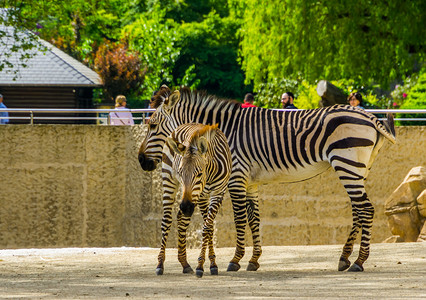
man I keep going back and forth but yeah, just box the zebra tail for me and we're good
[379,113,396,144]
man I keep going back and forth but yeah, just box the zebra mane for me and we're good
[189,124,219,145]
[150,86,241,109]
[150,85,172,108]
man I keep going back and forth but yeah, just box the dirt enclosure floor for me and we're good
[0,243,425,299]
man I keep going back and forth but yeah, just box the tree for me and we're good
[175,11,248,99]
[122,6,182,99]
[0,2,47,74]
[94,41,146,103]
[0,0,125,72]
[237,0,426,90]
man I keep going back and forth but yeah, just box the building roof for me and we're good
[0,25,102,87]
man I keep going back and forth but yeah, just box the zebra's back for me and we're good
[227,105,394,184]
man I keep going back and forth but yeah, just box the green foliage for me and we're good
[122,6,181,99]
[4,0,425,110]
[0,3,46,74]
[397,71,426,125]
[391,75,420,108]
[175,11,248,98]
[152,0,230,23]
[254,78,299,108]
[237,0,426,90]
[296,81,321,109]
[401,72,426,109]
[254,78,319,109]
[176,64,200,88]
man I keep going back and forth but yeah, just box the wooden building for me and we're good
[0,28,102,124]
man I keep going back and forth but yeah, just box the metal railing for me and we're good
[0,108,425,124]
[0,108,155,124]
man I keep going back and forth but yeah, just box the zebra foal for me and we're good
[157,123,232,277]
[139,86,396,272]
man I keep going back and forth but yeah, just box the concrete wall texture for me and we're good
[0,125,424,249]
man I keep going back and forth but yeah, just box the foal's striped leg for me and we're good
[196,195,223,277]
[176,210,194,274]
[197,196,219,275]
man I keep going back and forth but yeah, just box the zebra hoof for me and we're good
[210,267,219,275]
[195,269,204,278]
[183,266,194,274]
[338,257,351,271]
[227,262,241,272]
[246,262,259,271]
[155,268,164,276]
[348,263,364,272]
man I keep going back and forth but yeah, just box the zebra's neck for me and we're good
[172,90,242,135]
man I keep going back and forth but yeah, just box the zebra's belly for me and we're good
[249,161,331,184]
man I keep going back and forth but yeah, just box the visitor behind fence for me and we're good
[348,92,365,109]
[242,93,257,108]
[0,93,9,124]
[281,92,298,109]
[110,95,134,125]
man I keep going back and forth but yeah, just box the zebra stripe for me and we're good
[139,86,395,272]
[155,123,232,277]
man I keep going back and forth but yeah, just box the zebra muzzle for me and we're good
[138,153,158,171]
[180,201,195,217]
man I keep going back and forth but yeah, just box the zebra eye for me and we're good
[149,123,157,130]
[177,144,186,152]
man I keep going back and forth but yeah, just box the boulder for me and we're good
[316,80,348,107]
[416,190,426,242]
[384,166,426,242]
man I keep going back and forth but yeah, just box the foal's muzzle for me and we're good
[180,201,195,218]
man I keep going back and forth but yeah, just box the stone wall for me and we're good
[0,125,424,249]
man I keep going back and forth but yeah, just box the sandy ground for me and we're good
[0,243,425,299]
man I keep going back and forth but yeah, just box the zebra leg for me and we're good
[332,150,374,272]
[227,180,248,272]
[156,203,173,275]
[177,209,194,274]
[348,193,374,272]
[338,203,360,271]
[246,185,262,271]
[156,168,178,276]
[196,195,222,277]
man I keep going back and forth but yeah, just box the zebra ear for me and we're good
[197,136,208,155]
[165,90,180,109]
[166,137,183,156]
[208,124,219,141]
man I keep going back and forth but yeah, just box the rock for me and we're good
[417,189,426,217]
[382,235,403,243]
[316,80,348,107]
[384,166,426,242]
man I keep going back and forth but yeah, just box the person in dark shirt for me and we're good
[281,92,298,109]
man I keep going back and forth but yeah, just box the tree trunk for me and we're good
[316,80,347,107]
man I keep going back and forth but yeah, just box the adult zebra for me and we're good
[139,86,396,272]
[163,123,232,277]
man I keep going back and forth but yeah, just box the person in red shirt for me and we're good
[241,93,257,108]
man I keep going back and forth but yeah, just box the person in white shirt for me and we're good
[110,95,134,125]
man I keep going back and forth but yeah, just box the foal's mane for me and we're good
[189,124,219,144]
[150,86,241,109]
